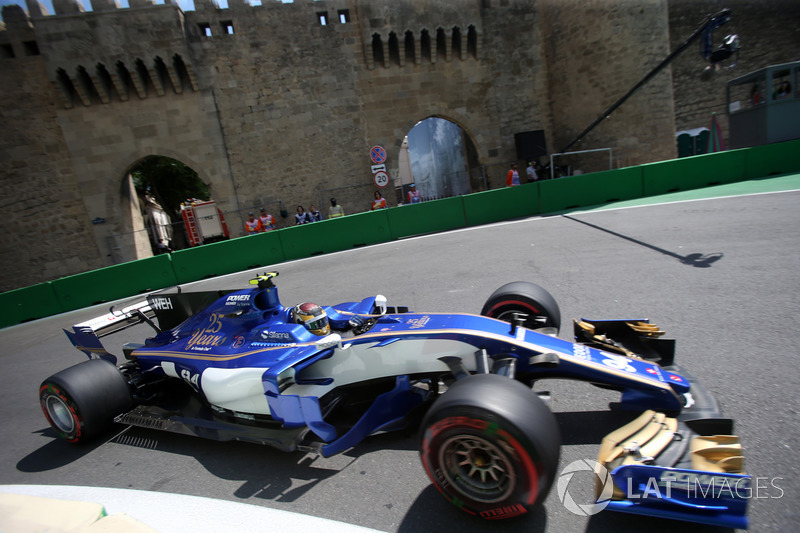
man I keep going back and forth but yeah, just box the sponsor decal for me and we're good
[250,341,296,347]
[187,331,226,350]
[407,315,430,329]
[232,336,245,348]
[261,330,292,341]
[186,313,226,351]
[479,504,527,519]
[225,294,251,305]
[151,297,173,311]
[572,344,592,361]
[643,364,665,381]
[601,353,637,373]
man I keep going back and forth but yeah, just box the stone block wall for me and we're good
[2,0,795,292]
[540,0,677,168]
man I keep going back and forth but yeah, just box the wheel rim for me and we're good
[439,434,516,503]
[45,395,76,434]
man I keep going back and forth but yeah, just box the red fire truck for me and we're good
[180,199,230,246]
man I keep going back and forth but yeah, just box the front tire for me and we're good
[481,281,561,333]
[40,359,134,444]
[419,374,560,519]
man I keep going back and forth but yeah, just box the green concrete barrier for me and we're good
[279,211,391,261]
[743,138,800,179]
[170,231,285,284]
[51,253,178,311]
[539,166,644,214]
[387,197,466,239]
[462,183,540,226]
[0,282,64,328]
[4,141,798,329]
[642,149,746,197]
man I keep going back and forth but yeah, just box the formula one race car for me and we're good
[40,272,749,528]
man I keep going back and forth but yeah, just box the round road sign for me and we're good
[370,145,387,164]
[373,170,390,188]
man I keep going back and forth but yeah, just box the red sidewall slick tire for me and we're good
[39,359,133,444]
[481,281,561,333]
[40,381,82,443]
[419,374,560,520]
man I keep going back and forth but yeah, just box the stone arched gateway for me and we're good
[9,0,794,292]
[398,115,483,202]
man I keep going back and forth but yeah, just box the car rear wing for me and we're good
[63,288,237,364]
[74,299,156,337]
[64,299,156,364]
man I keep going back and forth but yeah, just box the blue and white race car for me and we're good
[40,272,749,527]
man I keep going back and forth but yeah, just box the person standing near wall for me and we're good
[259,208,276,231]
[371,191,387,210]
[295,206,310,225]
[309,204,322,221]
[407,183,422,204]
[506,163,520,187]
[245,212,263,234]
[526,161,539,182]
[329,198,345,218]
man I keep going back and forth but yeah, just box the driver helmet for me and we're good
[292,302,330,336]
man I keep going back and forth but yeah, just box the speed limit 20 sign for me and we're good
[373,171,390,188]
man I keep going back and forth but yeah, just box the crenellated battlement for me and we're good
[2,0,485,105]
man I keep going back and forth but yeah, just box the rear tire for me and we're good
[481,281,561,333]
[40,359,134,444]
[419,374,560,519]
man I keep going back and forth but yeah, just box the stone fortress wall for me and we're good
[0,0,797,293]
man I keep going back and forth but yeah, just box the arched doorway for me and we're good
[399,117,482,203]
[128,155,210,257]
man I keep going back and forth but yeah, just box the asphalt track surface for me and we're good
[2,175,799,532]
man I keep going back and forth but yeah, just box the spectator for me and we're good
[245,212,262,234]
[155,240,172,254]
[750,84,761,106]
[259,208,276,231]
[776,81,791,100]
[329,197,345,218]
[295,205,310,225]
[506,163,520,187]
[371,190,387,210]
[407,183,422,204]
[526,161,539,182]
[309,204,322,221]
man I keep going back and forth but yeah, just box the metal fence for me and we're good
[549,148,613,179]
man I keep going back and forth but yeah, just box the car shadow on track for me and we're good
[399,484,549,533]
[19,422,420,503]
[585,507,734,533]
[18,427,113,472]
[554,410,639,445]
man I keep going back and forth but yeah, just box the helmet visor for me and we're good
[305,315,329,332]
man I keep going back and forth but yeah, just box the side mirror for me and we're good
[316,333,344,350]
[375,294,387,315]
